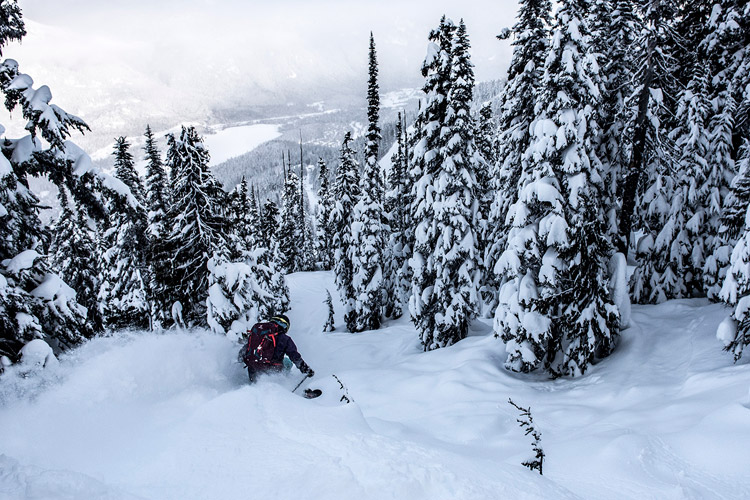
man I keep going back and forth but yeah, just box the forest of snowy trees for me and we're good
[1,0,749,378]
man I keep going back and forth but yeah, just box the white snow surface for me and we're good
[203,124,281,167]
[1,272,749,499]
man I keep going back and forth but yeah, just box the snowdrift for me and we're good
[1,271,749,499]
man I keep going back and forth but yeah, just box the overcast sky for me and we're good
[3,0,519,145]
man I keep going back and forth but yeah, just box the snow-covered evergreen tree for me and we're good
[316,158,335,270]
[384,113,411,319]
[621,0,679,267]
[278,170,302,273]
[703,91,739,299]
[331,132,360,331]
[350,32,385,332]
[409,16,456,348]
[206,246,279,339]
[596,0,638,240]
[99,137,150,330]
[473,102,495,314]
[261,198,280,242]
[486,0,552,314]
[297,161,317,272]
[143,124,170,328]
[719,143,750,361]
[259,198,290,314]
[702,1,750,299]
[495,0,618,375]
[49,188,99,338]
[155,126,227,327]
[428,18,482,347]
[0,1,130,358]
[144,124,168,238]
[649,65,711,299]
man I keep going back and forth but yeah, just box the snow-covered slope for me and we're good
[1,272,749,499]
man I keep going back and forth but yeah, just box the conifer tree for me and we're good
[719,143,750,361]
[143,124,170,328]
[261,199,280,242]
[619,0,679,257]
[409,16,456,348]
[384,113,410,319]
[495,0,618,375]
[0,1,127,358]
[278,170,302,273]
[49,188,99,338]
[99,137,150,330]
[316,158,335,270]
[156,126,227,327]
[486,0,552,313]
[428,18,482,347]
[297,163,317,272]
[331,132,361,331]
[144,124,168,238]
[259,198,290,314]
[702,1,750,298]
[350,32,385,332]
[648,65,711,300]
[596,0,638,239]
[247,183,260,244]
[474,102,495,313]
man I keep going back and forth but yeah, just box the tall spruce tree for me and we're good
[596,0,638,239]
[428,18,482,347]
[474,102,495,314]
[143,124,170,328]
[316,158,335,270]
[156,126,227,327]
[297,162,316,272]
[384,113,411,319]
[99,137,150,330]
[486,0,552,315]
[646,64,711,300]
[719,142,750,361]
[703,0,750,298]
[260,198,290,314]
[409,16,456,348]
[278,170,302,274]
[619,0,679,259]
[350,32,385,332]
[331,132,361,331]
[495,0,618,375]
[49,188,99,338]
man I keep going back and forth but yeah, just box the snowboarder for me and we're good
[239,314,315,384]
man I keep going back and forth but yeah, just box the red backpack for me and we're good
[240,322,282,369]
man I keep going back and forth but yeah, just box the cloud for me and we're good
[3,0,517,147]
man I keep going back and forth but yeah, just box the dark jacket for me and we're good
[269,331,303,368]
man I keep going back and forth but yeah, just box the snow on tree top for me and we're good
[63,141,140,209]
[3,249,40,274]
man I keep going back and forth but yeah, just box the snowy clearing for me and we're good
[1,271,749,500]
[204,123,281,166]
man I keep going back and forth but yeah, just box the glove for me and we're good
[299,361,314,377]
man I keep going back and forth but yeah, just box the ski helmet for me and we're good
[270,314,290,332]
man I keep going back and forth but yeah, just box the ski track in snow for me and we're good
[1,272,749,499]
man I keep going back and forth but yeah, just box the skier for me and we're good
[239,314,315,384]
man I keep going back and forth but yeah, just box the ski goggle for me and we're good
[271,316,290,331]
